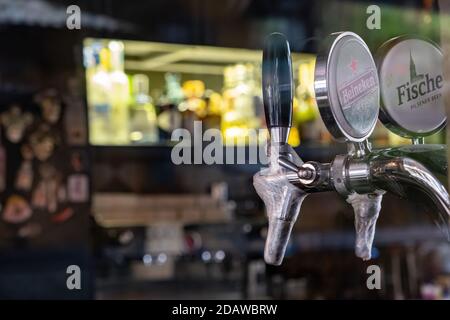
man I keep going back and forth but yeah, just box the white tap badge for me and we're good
[377,37,445,137]
[315,32,380,142]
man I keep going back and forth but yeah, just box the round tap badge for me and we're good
[315,32,380,142]
[376,36,445,138]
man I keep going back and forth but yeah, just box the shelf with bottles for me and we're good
[83,38,322,147]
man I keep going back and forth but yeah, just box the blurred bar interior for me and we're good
[0,0,449,299]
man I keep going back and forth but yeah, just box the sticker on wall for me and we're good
[70,152,85,172]
[58,185,67,203]
[15,144,34,191]
[29,124,58,161]
[32,180,46,209]
[2,195,32,224]
[1,105,34,143]
[35,89,62,125]
[67,174,89,203]
[32,164,63,213]
[52,207,74,223]
[42,164,60,213]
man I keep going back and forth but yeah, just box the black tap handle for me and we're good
[262,32,293,143]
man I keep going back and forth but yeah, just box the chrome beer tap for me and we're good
[254,32,450,266]
[254,32,309,266]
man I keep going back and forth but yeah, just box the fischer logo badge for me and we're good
[378,38,445,134]
[396,51,443,108]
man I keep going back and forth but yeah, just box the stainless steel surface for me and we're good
[412,137,425,145]
[347,160,374,194]
[330,155,350,195]
[347,140,371,158]
[277,157,316,184]
[278,156,300,172]
[370,156,450,217]
[269,127,291,145]
[297,163,316,185]
[330,155,376,195]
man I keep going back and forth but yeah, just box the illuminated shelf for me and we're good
[84,38,317,147]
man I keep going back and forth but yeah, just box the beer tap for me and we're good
[254,32,450,266]
[254,33,311,266]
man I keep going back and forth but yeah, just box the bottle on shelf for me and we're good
[221,63,262,145]
[202,89,222,131]
[129,74,159,144]
[85,43,113,145]
[157,73,183,141]
[178,80,206,135]
[108,41,130,145]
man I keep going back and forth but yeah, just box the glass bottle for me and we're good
[221,63,261,145]
[179,80,206,135]
[202,89,222,131]
[109,41,130,145]
[85,43,113,145]
[129,74,159,144]
[157,73,183,141]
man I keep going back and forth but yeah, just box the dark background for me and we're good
[0,0,447,299]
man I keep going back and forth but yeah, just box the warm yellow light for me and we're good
[288,127,300,147]
[108,40,124,52]
[130,131,143,141]
[224,127,245,138]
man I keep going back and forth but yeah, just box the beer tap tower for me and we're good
[254,32,450,266]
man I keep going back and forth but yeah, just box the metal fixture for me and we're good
[254,32,449,265]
